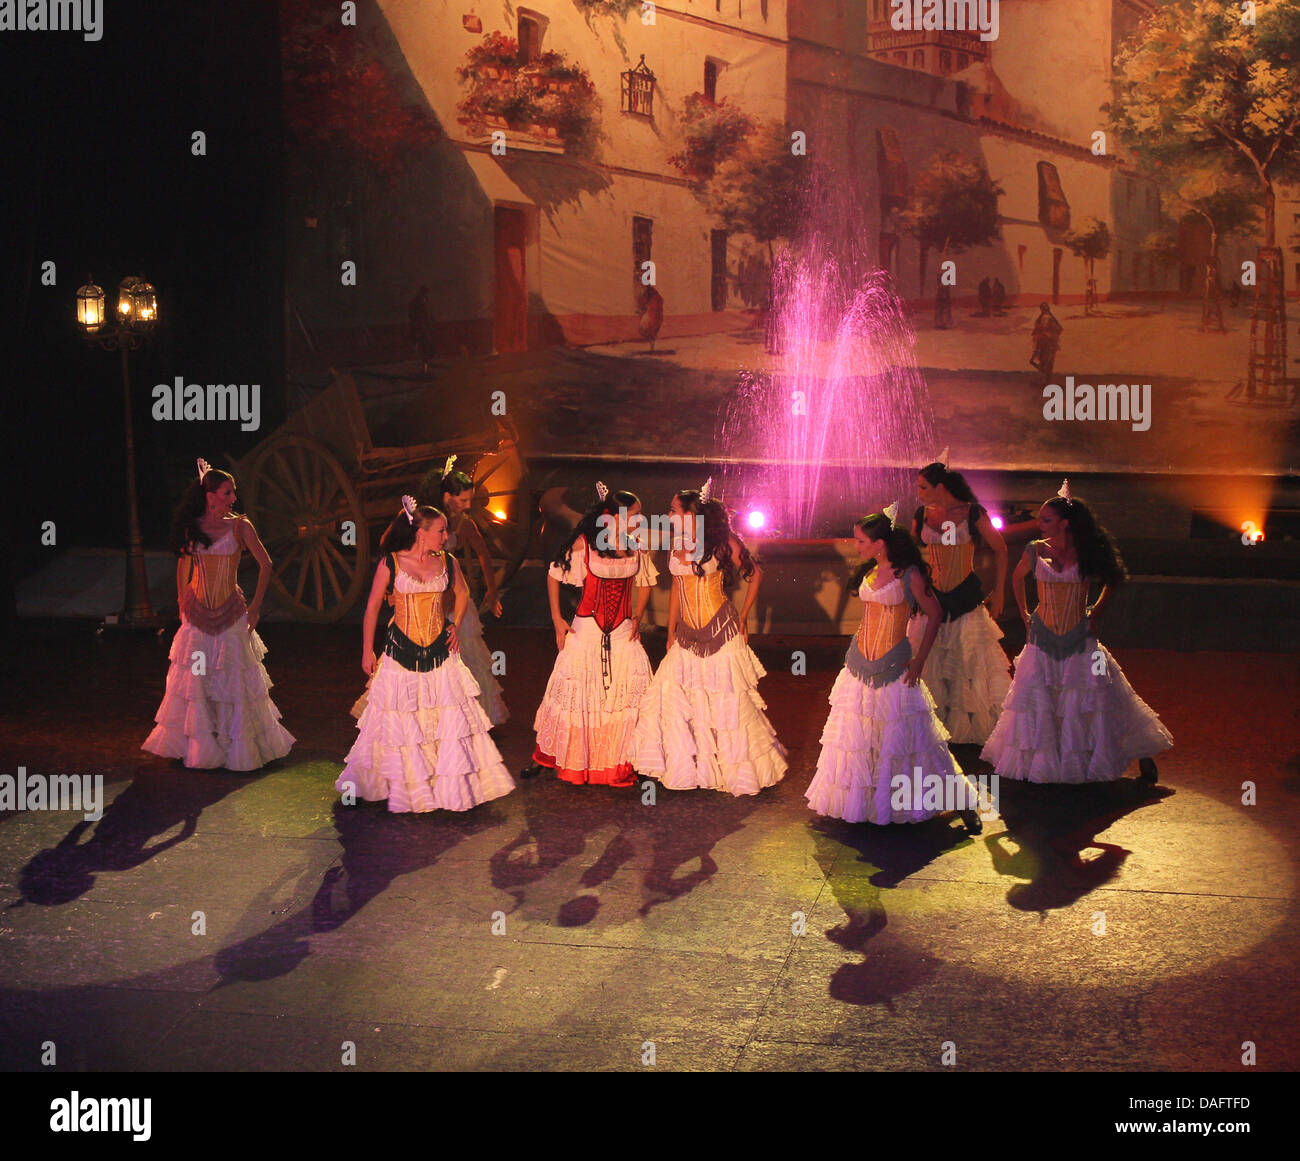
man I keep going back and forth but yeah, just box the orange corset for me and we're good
[926,541,975,593]
[391,589,445,647]
[190,551,239,608]
[676,570,727,630]
[1037,579,1089,635]
[856,597,911,661]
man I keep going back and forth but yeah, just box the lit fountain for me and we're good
[715,225,939,632]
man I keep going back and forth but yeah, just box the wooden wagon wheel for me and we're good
[241,434,369,622]
[466,429,532,591]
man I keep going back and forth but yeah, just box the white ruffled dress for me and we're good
[531,539,655,786]
[906,520,1011,743]
[980,554,1173,783]
[142,527,295,771]
[446,523,508,727]
[339,565,516,812]
[806,570,977,824]
[634,554,787,795]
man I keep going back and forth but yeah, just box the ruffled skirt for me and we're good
[142,615,295,771]
[457,602,509,727]
[532,617,651,786]
[806,666,980,824]
[907,605,1012,743]
[981,640,1173,783]
[339,653,515,812]
[634,634,788,795]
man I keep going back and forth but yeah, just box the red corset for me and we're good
[575,542,633,630]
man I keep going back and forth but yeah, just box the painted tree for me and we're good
[699,121,806,264]
[1063,217,1111,315]
[1165,165,1260,331]
[896,153,1004,296]
[1108,0,1300,398]
[281,0,439,179]
[1142,228,1183,290]
[668,94,757,185]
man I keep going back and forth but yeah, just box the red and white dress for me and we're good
[635,553,787,795]
[142,521,295,771]
[981,544,1173,783]
[531,537,657,786]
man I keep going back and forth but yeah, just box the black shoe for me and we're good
[519,763,544,779]
[1137,758,1158,784]
[959,809,983,836]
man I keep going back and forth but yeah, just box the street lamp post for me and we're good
[77,275,165,630]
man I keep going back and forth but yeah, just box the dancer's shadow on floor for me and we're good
[810,815,974,1007]
[489,777,760,927]
[986,777,1172,914]
[12,767,258,907]
[212,799,503,984]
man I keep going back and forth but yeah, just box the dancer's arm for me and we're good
[977,508,1007,620]
[631,551,657,643]
[175,555,188,614]
[549,574,571,652]
[239,517,273,634]
[449,558,468,653]
[666,577,680,650]
[904,572,943,686]
[1086,581,1112,629]
[735,536,760,643]
[463,518,503,618]
[1012,545,1034,627]
[361,559,389,675]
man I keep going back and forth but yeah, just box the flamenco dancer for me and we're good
[143,459,295,770]
[981,482,1172,783]
[337,496,515,813]
[805,507,983,832]
[415,456,508,727]
[908,451,1011,743]
[521,483,657,786]
[634,480,788,795]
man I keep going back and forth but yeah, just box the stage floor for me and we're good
[0,620,1296,1071]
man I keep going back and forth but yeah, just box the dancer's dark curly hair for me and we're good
[849,512,936,595]
[1043,496,1127,588]
[553,488,641,571]
[416,465,474,508]
[170,465,235,554]
[380,502,447,555]
[916,461,984,547]
[675,490,755,588]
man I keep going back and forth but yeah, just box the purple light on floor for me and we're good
[746,509,767,531]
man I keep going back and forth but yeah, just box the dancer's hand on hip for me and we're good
[902,657,925,687]
[448,622,460,653]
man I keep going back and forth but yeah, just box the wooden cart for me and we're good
[228,368,531,621]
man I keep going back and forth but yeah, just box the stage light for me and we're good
[492,508,507,521]
[1240,520,1264,545]
[990,514,1005,531]
[746,509,767,531]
